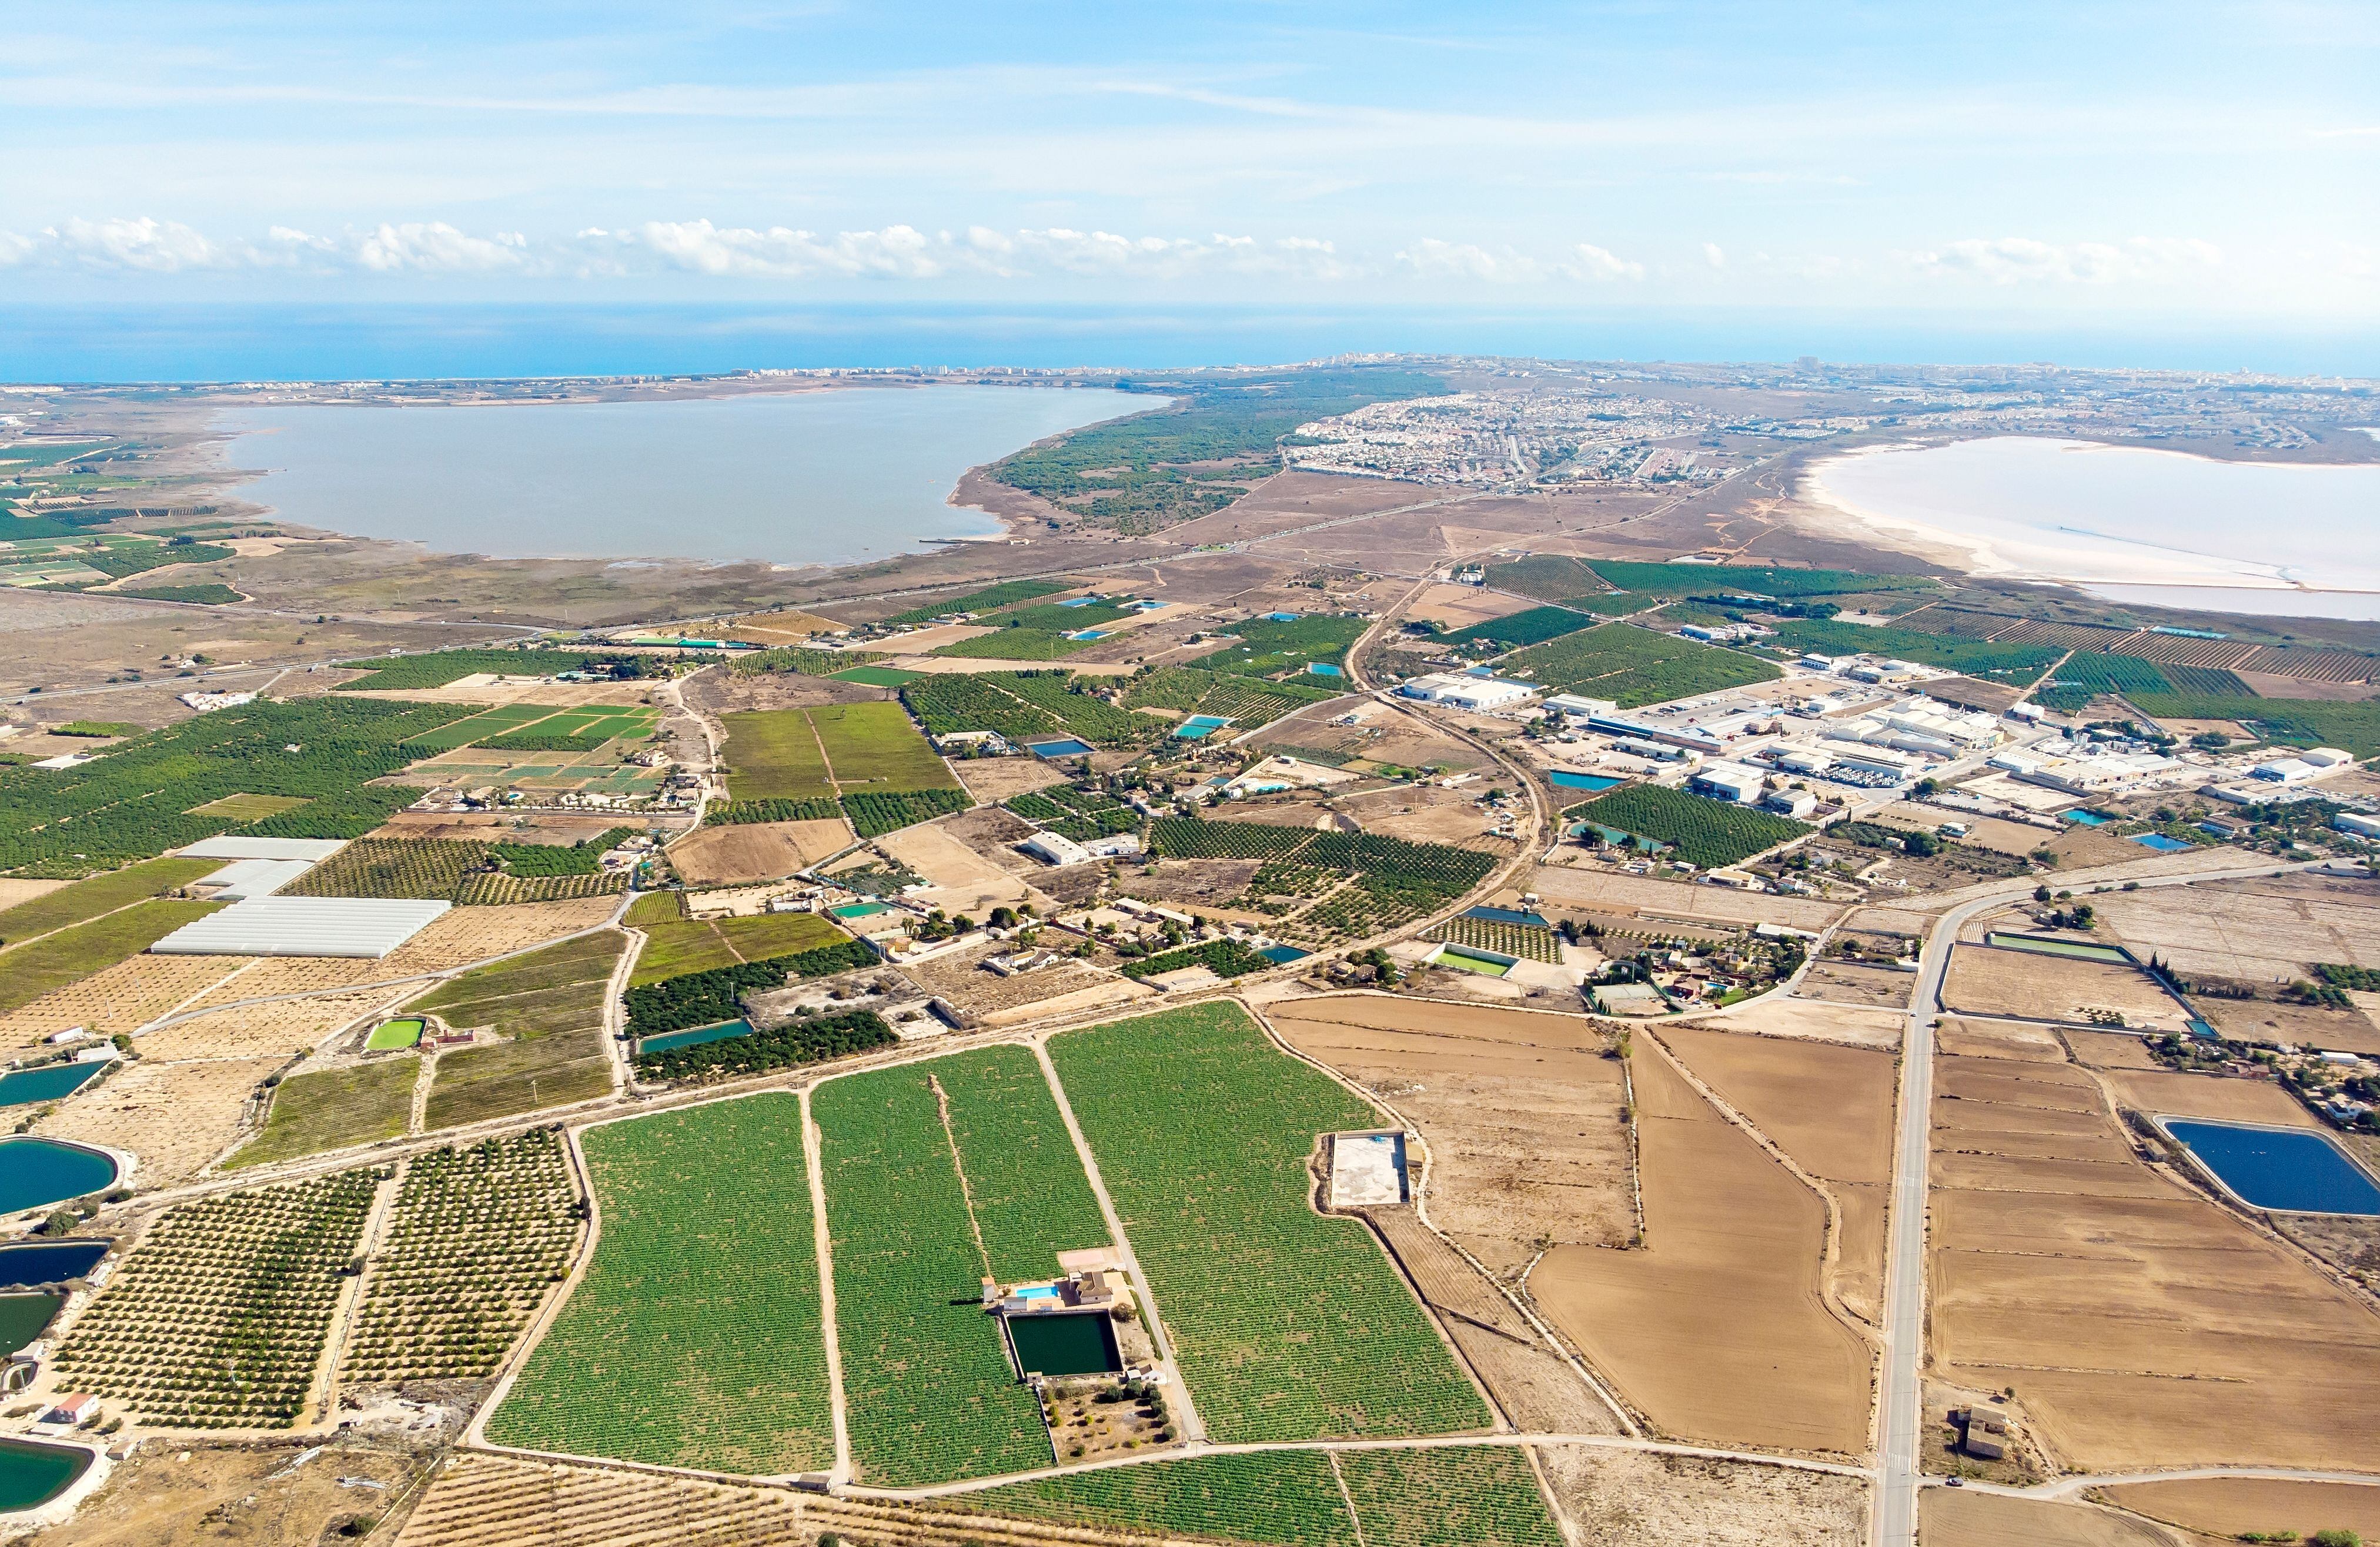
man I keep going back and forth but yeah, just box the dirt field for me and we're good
[137,987,410,1062]
[1405,582,1533,629]
[1659,1024,1896,1325]
[1720,994,1906,1050]
[1938,1017,2067,1062]
[0,953,250,1050]
[35,1054,283,1184]
[898,939,1141,1023]
[668,818,852,888]
[2190,992,2380,1053]
[1526,864,1846,933]
[345,680,656,707]
[1531,1050,1873,1454]
[1107,858,1274,923]
[875,821,1049,917]
[1333,783,1506,848]
[366,811,655,845]
[1878,803,2057,856]
[0,877,70,912]
[40,1436,429,1547]
[2101,1477,2380,1542]
[1531,1445,1868,1547]
[2100,1067,2325,1129]
[1941,947,2189,1032]
[1265,995,1633,1274]
[2093,871,2380,980]
[2065,1029,2166,1069]
[1927,1043,2380,1471]
[1920,1490,2187,1547]
[950,755,1069,802]
[1793,959,1916,1009]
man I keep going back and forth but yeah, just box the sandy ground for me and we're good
[1526,864,1847,933]
[2100,1478,2380,1542]
[898,939,1139,1022]
[2065,1029,2167,1069]
[136,987,409,1062]
[2100,1067,2326,1128]
[1920,1489,2188,1546]
[0,955,253,1051]
[1531,1050,1873,1455]
[0,876,71,911]
[1879,802,2054,856]
[1659,1024,1896,1324]
[874,822,1049,918]
[36,1054,283,1185]
[667,818,853,888]
[1532,1444,1868,1547]
[1927,1043,2380,1472]
[1266,996,1633,1274]
[40,1436,430,1547]
[1791,959,1917,1009]
[1938,1017,2068,1062]
[2092,871,2380,980]
[950,755,1069,802]
[2190,992,2380,1054]
[1404,581,1535,629]
[877,621,994,651]
[1941,947,2190,1032]
[1720,994,1907,1050]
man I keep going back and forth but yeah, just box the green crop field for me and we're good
[720,710,834,802]
[1049,1002,1490,1442]
[1333,1446,1566,1547]
[1443,604,1599,651]
[416,932,624,1128]
[1145,818,1495,944]
[830,664,924,687]
[185,792,312,820]
[881,578,1072,627]
[1121,666,1341,730]
[1763,619,2062,684]
[958,1452,1359,1545]
[2130,692,2380,758]
[1585,560,1936,600]
[0,898,224,1015]
[904,669,1156,748]
[1201,614,1369,679]
[808,700,958,793]
[629,910,844,986]
[1498,622,1780,706]
[487,1094,834,1475]
[331,648,613,691]
[1562,782,1810,868]
[227,1059,418,1169]
[813,1065,1054,1486]
[0,855,216,947]
[932,1045,1111,1282]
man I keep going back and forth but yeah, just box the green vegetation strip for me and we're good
[0,856,216,946]
[332,648,621,691]
[905,670,1155,748]
[624,936,879,1032]
[2130,693,2380,759]
[1123,938,1273,980]
[957,1452,1358,1545]
[634,1007,893,1082]
[228,1060,417,1170]
[1442,604,1599,650]
[843,786,972,839]
[932,1044,1111,1283]
[813,1066,1054,1486]
[0,898,223,1015]
[629,912,855,987]
[1562,783,1810,869]
[1499,622,1781,706]
[1050,1002,1491,1442]
[1203,614,1369,679]
[487,1094,834,1474]
[1763,619,2061,684]
[881,578,1071,628]
[705,796,843,826]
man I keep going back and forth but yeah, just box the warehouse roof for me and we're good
[180,836,350,863]
[151,897,449,959]
[193,858,315,901]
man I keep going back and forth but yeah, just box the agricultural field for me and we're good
[719,709,834,802]
[228,1058,419,1168]
[623,938,878,1036]
[811,1062,1057,1486]
[1121,665,1342,731]
[929,598,1137,661]
[1589,560,1936,601]
[1050,1002,1491,1442]
[629,910,847,985]
[185,792,311,820]
[342,1128,581,1385]
[1199,612,1369,678]
[331,648,616,691]
[1498,622,1780,707]
[1266,997,1633,1275]
[2130,691,2380,758]
[1146,817,1496,944]
[843,786,973,839]
[1763,620,2063,685]
[1532,1445,1870,1547]
[668,818,853,888]
[406,704,659,754]
[879,578,1072,627]
[0,855,218,946]
[415,932,625,1128]
[2031,652,2251,714]
[904,670,1154,748]
[487,1094,835,1475]
[34,1054,282,1185]
[957,1451,1360,1545]
[1121,937,1273,980]
[453,869,627,905]
[1563,783,1809,868]
[1005,782,1141,843]
[1423,915,1563,963]
[1532,1049,1871,1454]
[0,898,225,1015]
[928,1046,1112,1280]
[281,838,490,901]
[138,986,406,1062]
[1441,604,1599,651]
[54,1168,380,1427]
[634,1007,894,1081]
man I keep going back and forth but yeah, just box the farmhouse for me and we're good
[1019,831,1095,868]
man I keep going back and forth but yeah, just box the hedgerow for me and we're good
[636,1007,895,1081]
[705,797,843,826]
[841,786,972,838]
[622,938,880,1036]
[1123,938,1273,979]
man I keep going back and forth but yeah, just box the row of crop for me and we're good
[0,696,477,875]
[930,1045,1112,1284]
[1198,613,1368,678]
[634,1007,896,1081]
[331,648,614,691]
[453,870,627,906]
[703,796,842,826]
[1441,603,1599,651]
[1762,618,2063,684]
[880,578,1071,628]
[1121,937,1273,980]
[1497,621,1782,706]
[1423,915,1563,964]
[621,937,880,1036]
[1563,782,1810,868]
[492,829,639,876]
[842,786,972,839]
[1120,665,1339,728]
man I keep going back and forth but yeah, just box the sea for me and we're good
[1807,437,2380,621]
[219,387,1151,566]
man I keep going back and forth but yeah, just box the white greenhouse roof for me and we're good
[195,858,315,901]
[180,836,350,863]
[151,897,449,959]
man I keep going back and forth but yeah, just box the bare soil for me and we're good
[950,756,1070,803]
[874,822,1051,918]
[1723,994,1907,1050]
[667,819,853,888]
[1920,1489,2188,1547]
[1526,864,1846,933]
[2100,1067,2324,1129]
[2098,1478,2380,1544]
[1941,947,2189,1032]
[1530,1438,1869,1546]
[1793,959,1916,1009]
[39,1436,430,1547]
[2094,871,2380,980]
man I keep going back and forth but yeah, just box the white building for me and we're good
[2300,747,2354,768]
[1018,832,1094,867]
[1775,748,1835,775]
[2336,812,2380,839]
[2251,758,2319,784]
[1399,673,1540,712]
[1544,693,1619,719]
[1763,789,1819,819]
[1689,763,1767,803]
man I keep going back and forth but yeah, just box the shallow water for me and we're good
[220,386,1154,565]
[1807,438,2380,620]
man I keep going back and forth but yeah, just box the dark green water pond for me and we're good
[0,1437,88,1511]
[0,1295,59,1358]
[1006,1311,1122,1378]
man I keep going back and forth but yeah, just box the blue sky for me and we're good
[2,1,2374,328]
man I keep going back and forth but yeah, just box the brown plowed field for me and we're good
[1927,1042,2380,1471]
[1942,947,2187,1031]
[1532,1444,1868,1546]
[1938,1018,2067,1062]
[2102,1067,2324,1128]
[667,818,852,887]
[2065,1029,2165,1069]
[1266,996,1632,1274]
[1920,1489,2184,1546]
[1531,1051,1873,1454]
[2094,872,2380,981]
[2100,1478,2380,1542]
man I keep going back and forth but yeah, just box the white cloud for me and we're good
[1395,237,1640,284]
[1702,242,1727,269]
[1906,236,2222,285]
[48,216,231,272]
[616,220,948,279]
[353,222,530,273]
[1564,242,1643,281]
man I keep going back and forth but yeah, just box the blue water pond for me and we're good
[2166,1120,2380,1216]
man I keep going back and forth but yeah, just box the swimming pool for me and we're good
[1265,611,1302,622]
[0,1064,105,1110]
[1306,662,1343,677]
[2132,833,2192,852]
[2162,1119,2380,1216]
[2064,809,2112,825]
[1549,771,1622,792]
[636,1019,756,1056]
[1174,715,1231,740]
[1257,945,1309,964]
[0,1139,118,1217]
[1056,596,1099,608]
[830,902,889,920]
[1029,739,1095,758]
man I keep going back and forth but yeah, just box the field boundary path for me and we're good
[800,1084,854,1486]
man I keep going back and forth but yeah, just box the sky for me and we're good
[1,2,2375,345]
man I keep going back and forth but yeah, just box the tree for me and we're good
[2034,885,2053,902]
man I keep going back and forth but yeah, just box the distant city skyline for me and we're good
[4,1,2373,330]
